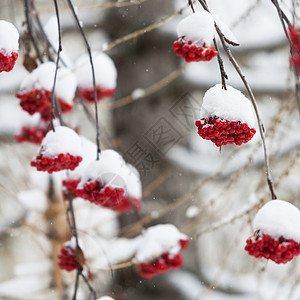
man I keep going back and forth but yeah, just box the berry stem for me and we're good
[188,0,195,13]
[198,0,277,200]
[213,38,227,90]
[66,0,101,160]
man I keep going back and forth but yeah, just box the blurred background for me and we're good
[0,0,300,299]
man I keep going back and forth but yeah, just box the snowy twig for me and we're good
[79,0,149,10]
[198,0,277,200]
[24,0,44,63]
[66,0,101,159]
[73,270,80,300]
[80,273,97,300]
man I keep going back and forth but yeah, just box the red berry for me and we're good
[31,153,82,173]
[245,232,300,264]
[0,51,18,72]
[172,39,217,63]
[78,86,115,103]
[14,125,48,145]
[195,116,256,147]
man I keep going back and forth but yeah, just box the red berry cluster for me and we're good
[31,153,82,173]
[195,117,256,147]
[245,233,300,264]
[173,40,218,62]
[16,89,72,122]
[289,25,300,75]
[62,179,81,200]
[57,245,77,272]
[75,181,125,208]
[14,126,48,145]
[0,51,18,72]
[78,86,115,103]
[138,239,189,279]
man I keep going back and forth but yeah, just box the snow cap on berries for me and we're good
[97,297,115,300]
[77,149,127,191]
[123,164,142,200]
[74,52,117,90]
[19,62,77,105]
[135,224,188,262]
[0,20,19,54]
[253,200,300,243]
[200,84,256,127]
[39,126,82,157]
[176,11,215,46]
[66,137,98,180]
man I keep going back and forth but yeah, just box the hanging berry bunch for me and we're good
[173,11,218,62]
[288,25,300,75]
[75,52,117,103]
[0,20,19,72]
[16,62,77,121]
[195,84,256,147]
[75,150,142,213]
[14,113,49,145]
[31,126,83,173]
[57,238,86,272]
[134,224,189,279]
[245,200,300,264]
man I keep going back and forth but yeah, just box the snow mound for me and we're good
[74,52,117,90]
[40,126,82,157]
[97,297,115,300]
[176,11,215,46]
[19,62,77,104]
[200,84,256,127]
[0,20,19,53]
[77,149,142,199]
[253,200,300,243]
[135,224,188,262]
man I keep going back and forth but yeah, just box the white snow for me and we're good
[253,200,300,243]
[176,11,215,46]
[38,126,82,157]
[0,20,19,54]
[134,224,188,262]
[17,189,47,212]
[66,136,98,180]
[19,62,77,104]
[77,149,142,200]
[97,297,114,300]
[64,236,77,249]
[74,52,117,90]
[186,205,200,218]
[200,84,256,127]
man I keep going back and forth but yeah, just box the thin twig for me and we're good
[50,0,63,130]
[67,0,101,159]
[188,0,195,13]
[80,273,97,300]
[72,269,80,300]
[24,0,44,63]
[198,0,277,200]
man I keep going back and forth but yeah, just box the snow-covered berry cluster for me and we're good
[289,25,300,75]
[31,126,83,173]
[57,238,85,272]
[135,224,189,279]
[195,117,256,147]
[245,200,300,264]
[245,232,300,264]
[0,20,19,72]
[16,62,76,121]
[196,84,256,147]
[75,52,117,102]
[173,11,217,63]
[75,150,142,213]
